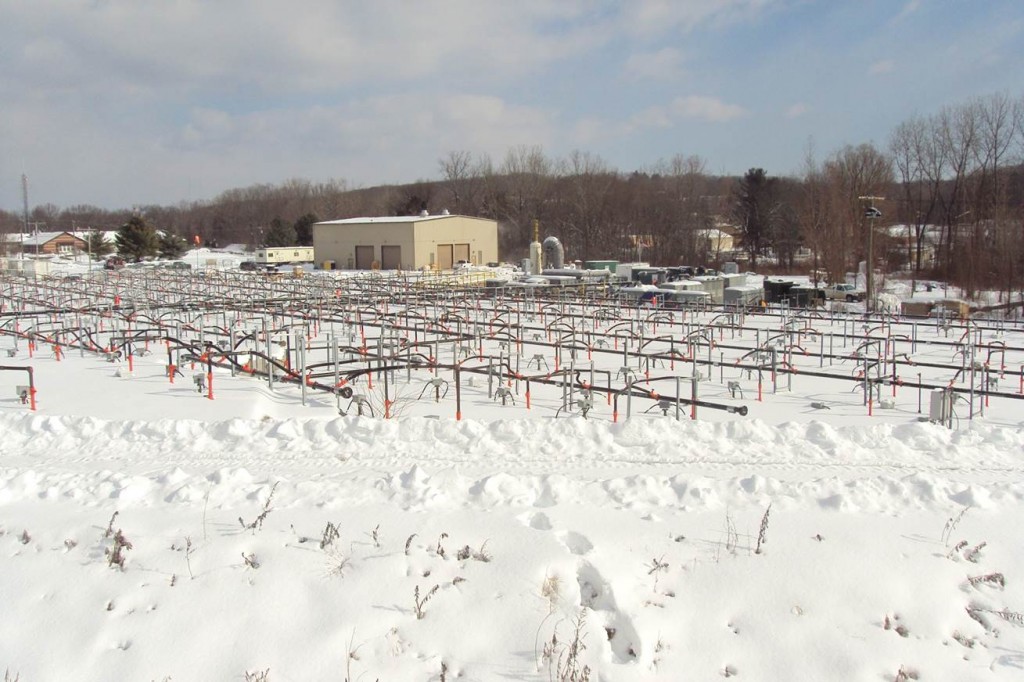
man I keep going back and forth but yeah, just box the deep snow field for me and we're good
[1,258,1024,682]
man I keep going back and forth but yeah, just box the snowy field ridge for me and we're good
[5,412,1024,680]
[4,412,1024,510]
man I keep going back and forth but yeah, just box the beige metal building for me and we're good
[313,213,499,270]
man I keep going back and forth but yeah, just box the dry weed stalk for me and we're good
[239,482,279,535]
[244,669,270,682]
[965,541,987,563]
[404,533,416,556]
[370,524,381,549]
[894,665,919,681]
[755,503,772,554]
[344,629,367,682]
[325,546,352,578]
[106,529,133,570]
[320,521,340,549]
[967,572,1005,588]
[184,536,195,579]
[541,610,591,682]
[457,540,492,562]
[414,584,440,619]
[104,511,119,538]
[942,506,969,545]
[646,556,669,592]
[242,552,260,569]
[542,574,562,612]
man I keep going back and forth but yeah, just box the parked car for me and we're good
[823,283,866,302]
[104,256,125,270]
[239,260,259,271]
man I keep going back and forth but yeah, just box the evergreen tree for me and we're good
[115,215,160,262]
[731,168,778,268]
[293,213,319,246]
[158,232,188,259]
[264,217,296,247]
[85,230,114,260]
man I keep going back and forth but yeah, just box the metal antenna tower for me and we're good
[21,174,30,261]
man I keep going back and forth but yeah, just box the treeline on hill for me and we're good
[2,92,1022,299]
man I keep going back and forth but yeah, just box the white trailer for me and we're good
[254,247,315,264]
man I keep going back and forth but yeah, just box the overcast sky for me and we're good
[2,0,1022,211]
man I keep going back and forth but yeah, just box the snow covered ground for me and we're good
[2,261,1024,681]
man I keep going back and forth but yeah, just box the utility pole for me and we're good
[859,196,884,312]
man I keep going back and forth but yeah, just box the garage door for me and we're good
[454,243,470,264]
[381,245,401,270]
[355,245,374,270]
[437,244,453,270]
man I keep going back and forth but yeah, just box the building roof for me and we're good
[316,213,491,226]
[20,231,86,246]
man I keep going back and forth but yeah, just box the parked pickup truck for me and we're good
[823,283,866,302]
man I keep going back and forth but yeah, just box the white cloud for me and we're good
[624,0,779,37]
[170,93,557,186]
[628,106,675,130]
[869,59,895,75]
[669,95,747,122]
[893,0,922,23]
[785,103,808,118]
[622,48,686,80]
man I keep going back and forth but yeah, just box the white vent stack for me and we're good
[529,218,543,275]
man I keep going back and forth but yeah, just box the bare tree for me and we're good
[438,150,479,214]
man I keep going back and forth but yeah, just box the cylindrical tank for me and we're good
[529,241,543,275]
[542,236,564,270]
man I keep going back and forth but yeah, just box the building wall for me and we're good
[313,223,415,269]
[41,234,87,255]
[313,216,498,270]
[412,217,498,269]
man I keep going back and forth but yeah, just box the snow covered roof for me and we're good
[317,213,487,225]
[18,231,86,246]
